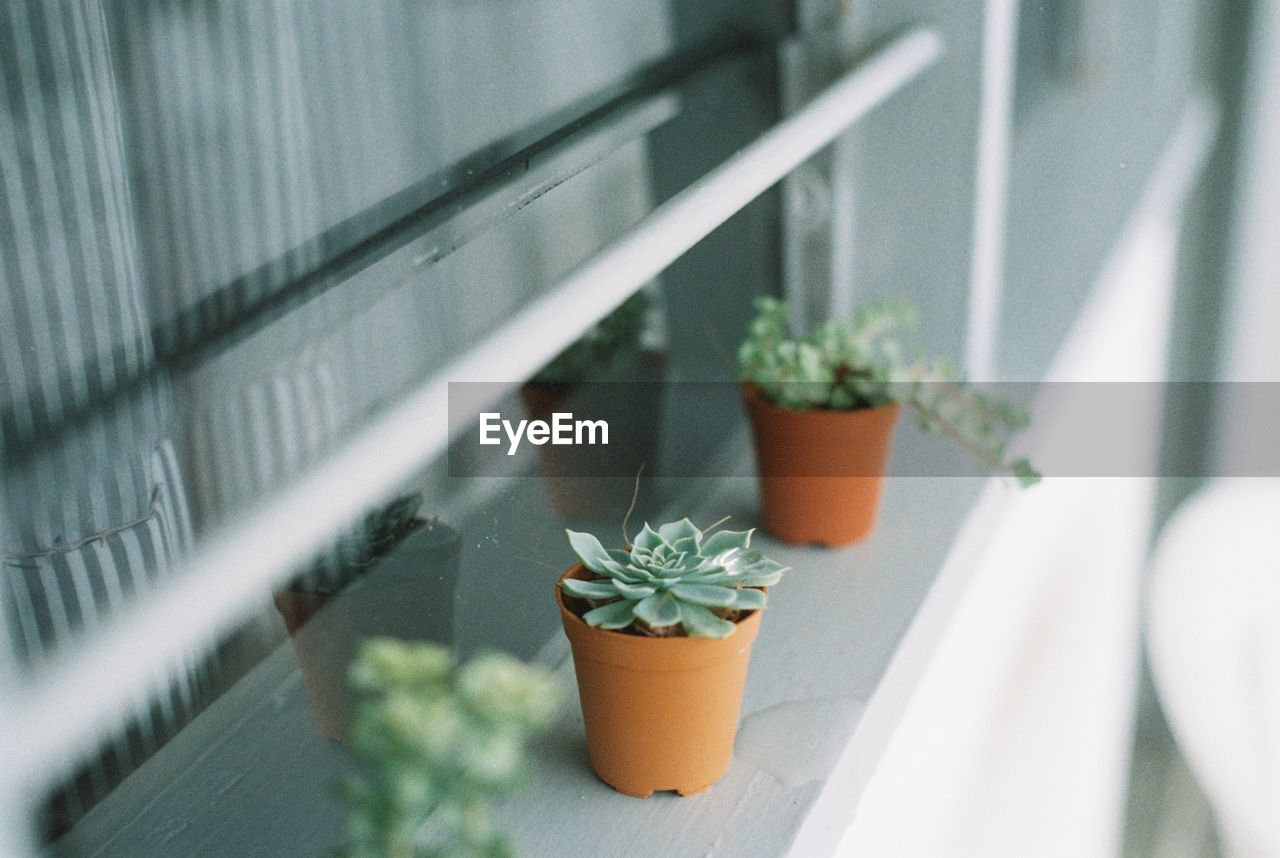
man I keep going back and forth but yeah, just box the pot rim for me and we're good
[740,381,903,417]
[556,564,762,649]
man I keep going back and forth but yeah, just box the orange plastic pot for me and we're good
[556,565,762,797]
[742,384,901,546]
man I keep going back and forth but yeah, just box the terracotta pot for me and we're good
[742,384,901,546]
[274,522,461,741]
[520,353,666,523]
[556,564,762,797]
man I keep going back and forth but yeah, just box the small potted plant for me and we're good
[274,494,434,632]
[556,517,788,797]
[341,638,559,858]
[521,290,666,521]
[738,297,1039,546]
[274,495,463,740]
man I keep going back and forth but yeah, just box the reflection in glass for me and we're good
[1,0,773,851]
[274,497,462,740]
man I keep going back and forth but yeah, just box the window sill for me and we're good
[58,444,1007,857]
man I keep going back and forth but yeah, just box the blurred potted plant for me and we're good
[274,493,431,632]
[738,297,1039,546]
[521,290,666,521]
[274,494,463,740]
[341,638,558,858]
[556,517,788,797]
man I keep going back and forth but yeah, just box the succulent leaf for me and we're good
[738,554,788,579]
[669,583,741,609]
[566,530,612,573]
[721,547,759,572]
[701,528,753,557]
[672,535,701,554]
[678,569,734,586]
[728,587,768,610]
[612,580,658,599]
[607,548,636,565]
[560,578,619,600]
[633,524,664,552]
[634,591,681,627]
[583,600,640,630]
[658,518,701,546]
[740,570,785,588]
[678,602,738,638]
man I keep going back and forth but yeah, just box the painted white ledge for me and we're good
[58,456,1002,857]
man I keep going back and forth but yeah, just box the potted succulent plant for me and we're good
[341,638,558,858]
[521,290,666,521]
[274,494,463,740]
[738,297,1040,546]
[556,517,788,797]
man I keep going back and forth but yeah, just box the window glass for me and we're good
[1,0,783,849]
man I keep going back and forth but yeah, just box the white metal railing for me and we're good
[0,27,943,815]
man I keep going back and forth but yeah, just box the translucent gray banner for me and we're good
[447,381,1277,477]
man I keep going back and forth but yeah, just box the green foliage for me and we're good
[737,297,1041,487]
[531,291,652,384]
[292,493,428,595]
[360,494,428,559]
[561,518,789,639]
[342,640,559,858]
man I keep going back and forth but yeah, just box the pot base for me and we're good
[598,776,714,799]
[760,481,880,547]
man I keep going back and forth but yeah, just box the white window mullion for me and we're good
[965,0,1020,382]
